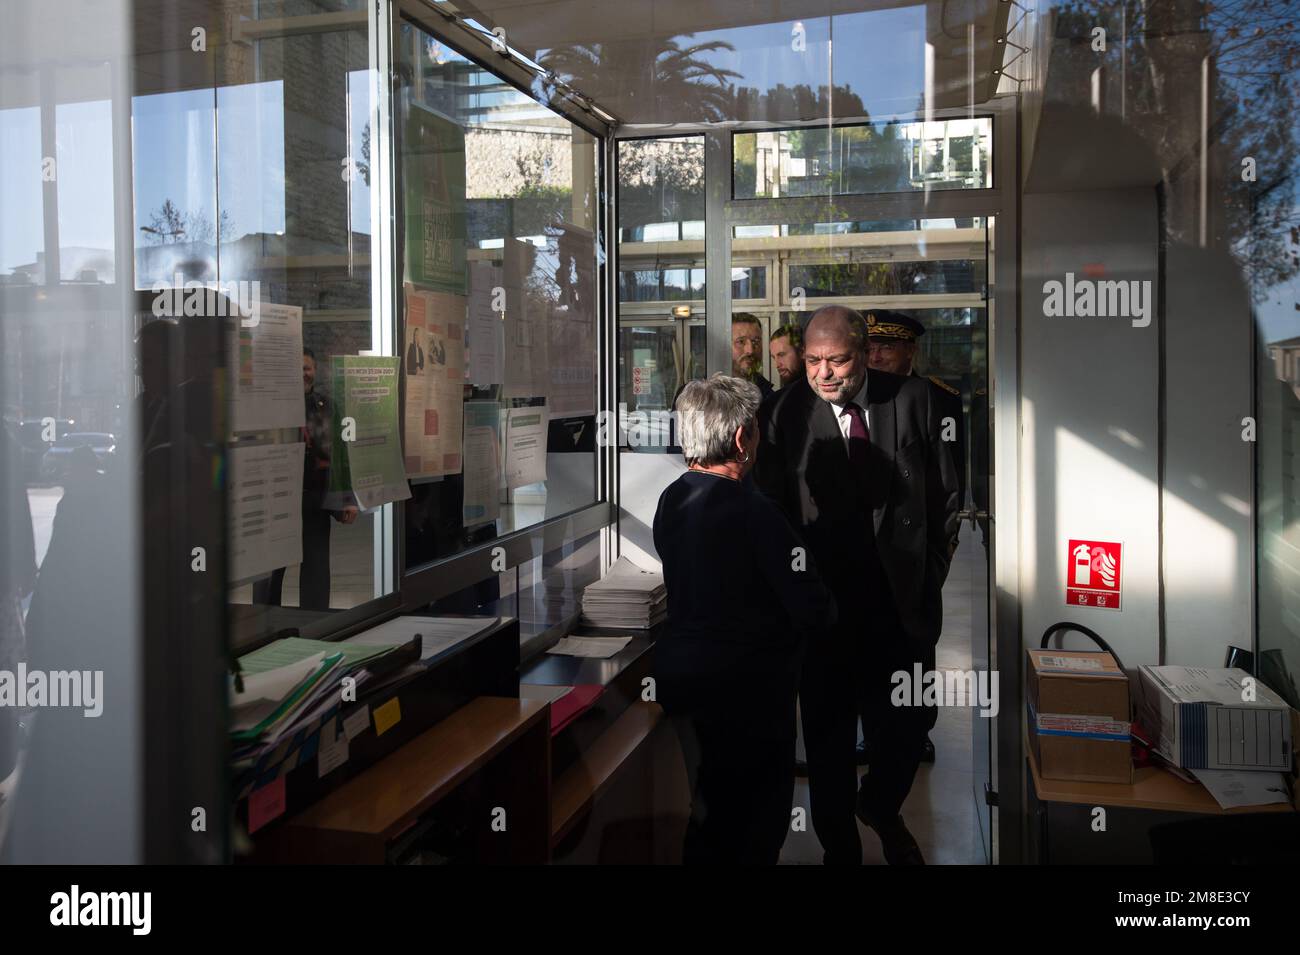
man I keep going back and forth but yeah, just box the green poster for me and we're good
[462,400,502,527]
[329,356,412,510]
[404,103,467,294]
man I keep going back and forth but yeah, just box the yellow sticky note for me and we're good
[373,697,401,736]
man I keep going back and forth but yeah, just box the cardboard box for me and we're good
[1027,648,1132,783]
[1138,666,1293,772]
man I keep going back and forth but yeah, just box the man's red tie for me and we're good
[841,401,870,476]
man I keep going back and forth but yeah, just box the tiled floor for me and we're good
[780,535,990,864]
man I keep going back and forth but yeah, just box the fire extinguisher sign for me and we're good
[1065,539,1123,611]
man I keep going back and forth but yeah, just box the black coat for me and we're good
[755,373,960,647]
[653,471,836,738]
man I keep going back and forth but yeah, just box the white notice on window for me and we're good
[501,238,548,401]
[503,404,548,490]
[468,260,504,388]
[229,442,304,583]
[230,302,306,433]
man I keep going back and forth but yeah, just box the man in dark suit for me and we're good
[864,309,966,765]
[406,333,424,375]
[756,304,959,864]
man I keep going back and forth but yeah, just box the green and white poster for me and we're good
[329,356,412,510]
[404,103,467,294]
[462,400,502,527]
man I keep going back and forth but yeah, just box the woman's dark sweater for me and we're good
[652,470,837,738]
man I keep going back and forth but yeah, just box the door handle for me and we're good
[960,508,989,532]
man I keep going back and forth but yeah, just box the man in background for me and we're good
[731,313,773,399]
[769,324,804,388]
[864,311,966,519]
[253,348,357,611]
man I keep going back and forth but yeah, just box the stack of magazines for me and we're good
[579,557,668,629]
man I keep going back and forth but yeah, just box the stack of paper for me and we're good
[230,637,401,748]
[579,557,667,629]
[547,635,633,659]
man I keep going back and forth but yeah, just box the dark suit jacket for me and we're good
[756,374,959,647]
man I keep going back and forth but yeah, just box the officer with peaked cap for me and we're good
[864,311,966,518]
[863,310,966,765]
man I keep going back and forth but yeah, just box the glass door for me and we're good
[724,187,995,864]
[617,318,692,419]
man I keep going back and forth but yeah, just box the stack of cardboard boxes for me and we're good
[1027,648,1296,790]
[1026,649,1132,783]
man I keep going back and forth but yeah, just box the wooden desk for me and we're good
[259,697,550,864]
[520,629,688,863]
[1027,742,1294,863]
[1028,744,1295,815]
[551,701,664,846]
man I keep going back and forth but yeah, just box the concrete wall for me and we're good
[1162,243,1253,665]
[1020,190,1253,669]
[1020,188,1162,667]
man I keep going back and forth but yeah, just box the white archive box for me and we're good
[1138,665,1293,771]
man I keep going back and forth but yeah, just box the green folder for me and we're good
[231,651,344,741]
[238,637,399,676]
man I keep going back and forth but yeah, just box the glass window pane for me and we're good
[736,218,988,310]
[200,11,392,641]
[616,136,706,454]
[617,137,705,243]
[732,265,766,300]
[734,118,993,199]
[399,19,601,574]
[55,71,115,283]
[788,259,986,298]
[132,88,217,286]
[0,91,44,285]
[618,325,679,413]
[536,16,834,125]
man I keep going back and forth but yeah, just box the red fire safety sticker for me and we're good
[1065,539,1122,611]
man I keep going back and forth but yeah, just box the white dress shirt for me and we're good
[827,375,870,449]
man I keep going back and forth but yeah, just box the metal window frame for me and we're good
[396,0,615,141]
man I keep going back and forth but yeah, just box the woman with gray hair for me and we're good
[653,373,836,864]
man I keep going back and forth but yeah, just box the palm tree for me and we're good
[538,36,741,122]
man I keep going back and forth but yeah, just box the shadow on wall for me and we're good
[1021,101,1255,675]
